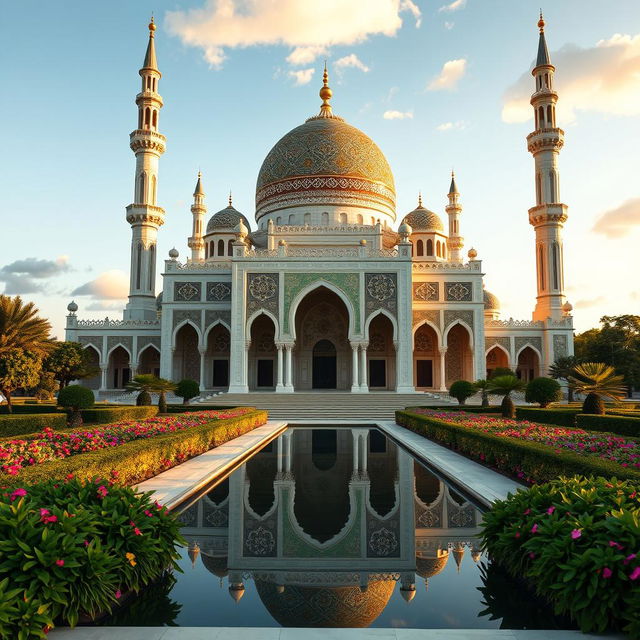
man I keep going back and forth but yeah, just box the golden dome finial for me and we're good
[538,10,545,33]
[149,14,156,35]
[228,190,233,207]
[418,191,423,207]
[319,61,333,117]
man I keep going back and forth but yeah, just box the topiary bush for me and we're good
[0,476,185,637]
[481,475,640,637]
[0,413,68,438]
[576,413,640,437]
[57,385,95,428]
[524,377,562,407]
[175,379,200,405]
[448,380,476,405]
[136,391,152,407]
[489,367,515,379]
[515,406,579,428]
[583,392,606,415]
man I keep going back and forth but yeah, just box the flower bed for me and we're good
[0,408,255,476]
[481,476,640,637]
[410,410,640,471]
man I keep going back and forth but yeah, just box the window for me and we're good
[552,242,559,290]
[436,241,441,258]
[304,213,310,225]
[276,216,282,225]
[288,214,295,225]
[426,239,433,256]
[144,107,150,128]
[138,110,143,129]
[218,239,224,256]
[210,241,214,257]
[228,239,233,256]
[357,214,363,225]
[547,105,552,127]
[416,239,424,256]
[138,173,145,202]
[538,106,544,128]
[205,243,209,259]
[536,173,542,204]
[135,243,142,290]
[148,244,155,291]
[538,245,545,290]
[322,212,329,225]
[549,171,556,203]
[340,212,347,224]
[151,175,157,205]
[152,110,158,128]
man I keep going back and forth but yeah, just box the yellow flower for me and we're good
[125,552,137,567]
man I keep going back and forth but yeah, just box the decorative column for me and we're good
[350,342,360,393]
[284,343,294,392]
[359,342,369,392]
[198,347,207,392]
[99,365,108,392]
[130,363,138,379]
[438,346,448,392]
[352,430,360,474]
[275,343,285,393]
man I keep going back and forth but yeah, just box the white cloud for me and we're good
[383,109,413,120]
[335,54,370,73]
[0,256,71,294]
[71,270,129,300]
[428,58,467,91]
[444,21,454,30]
[439,0,466,12]
[288,68,315,85]
[436,120,466,131]
[592,197,640,239]
[165,0,422,69]
[84,301,127,312]
[286,46,327,66]
[502,33,640,124]
[575,296,605,309]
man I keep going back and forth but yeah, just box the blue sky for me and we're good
[1,0,639,338]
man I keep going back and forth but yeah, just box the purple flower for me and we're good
[571,529,581,539]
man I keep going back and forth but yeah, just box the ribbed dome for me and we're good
[483,289,501,310]
[416,551,449,579]
[200,553,228,578]
[402,205,444,232]
[255,116,395,221]
[206,205,251,233]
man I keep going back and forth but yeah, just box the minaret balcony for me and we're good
[135,91,164,108]
[130,129,166,154]
[125,203,166,227]
[527,128,564,153]
[528,203,568,226]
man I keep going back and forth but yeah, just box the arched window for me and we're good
[538,106,544,128]
[547,105,553,127]
[549,171,556,203]
[144,107,151,128]
[322,212,329,225]
[276,216,282,225]
[210,241,214,257]
[340,213,347,224]
[304,213,311,225]
[152,110,158,128]
[205,243,209,259]
[148,244,155,291]
[536,173,542,204]
[538,245,545,290]
[552,242,559,290]
[151,175,157,205]
[426,239,433,256]
[135,243,142,290]
[218,239,224,256]
[416,239,424,256]
[228,239,233,256]
[288,213,295,225]
[138,109,143,129]
[357,214,363,225]
[436,241,441,258]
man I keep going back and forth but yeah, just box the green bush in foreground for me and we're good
[481,476,640,637]
[576,413,640,438]
[524,377,562,408]
[0,413,68,438]
[448,380,476,405]
[57,385,95,428]
[175,379,200,405]
[0,477,185,638]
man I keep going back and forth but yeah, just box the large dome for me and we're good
[255,73,395,222]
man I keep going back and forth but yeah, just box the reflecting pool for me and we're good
[102,426,575,629]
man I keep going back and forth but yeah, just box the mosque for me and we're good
[65,15,574,396]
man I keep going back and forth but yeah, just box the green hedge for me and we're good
[576,413,640,437]
[0,413,68,437]
[607,409,640,418]
[12,409,268,485]
[395,409,640,484]
[0,404,60,414]
[515,406,580,427]
[166,404,230,413]
[78,405,158,424]
[405,405,503,414]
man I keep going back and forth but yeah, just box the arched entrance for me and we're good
[205,324,230,390]
[366,314,396,390]
[486,345,509,379]
[312,339,337,389]
[249,314,277,390]
[413,323,440,390]
[138,345,160,377]
[173,324,200,384]
[108,346,130,389]
[293,286,352,391]
[82,346,100,390]
[516,346,540,382]
[445,324,474,386]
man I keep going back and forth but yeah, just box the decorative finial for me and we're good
[228,190,233,207]
[418,192,423,207]
[319,62,333,116]
[538,10,545,33]
[149,14,156,35]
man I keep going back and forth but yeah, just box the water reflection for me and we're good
[177,427,484,628]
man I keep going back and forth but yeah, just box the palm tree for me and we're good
[474,379,492,408]
[488,375,527,418]
[548,356,579,402]
[126,374,158,406]
[0,295,52,359]
[151,377,177,413]
[568,362,626,415]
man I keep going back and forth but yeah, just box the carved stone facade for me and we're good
[206,281,232,302]
[174,281,202,302]
[445,282,472,302]
[247,273,279,320]
[413,282,439,301]
[553,334,568,359]
[365,273,397,317]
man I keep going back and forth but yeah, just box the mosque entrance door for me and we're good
[312,340,337,389]
[416,360,433,387]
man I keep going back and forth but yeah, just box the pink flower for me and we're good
[624,554,637,565]
[523,509,531,515]
[55,559,64,567]
[10,488,27,501]
[609,540,624,551]
[531,523,538,533]
[133,527,142,536]
[515,531,521,539]
[630,567,640,580]
[546,506,555,515]
[83,540,89,547]
[602,567,612,579]
[97,485,108,498]
[571,529,582,539]
[39,509,57,524]
[115,589,121,599]
[529,552,536,559]
[144,509,153,517]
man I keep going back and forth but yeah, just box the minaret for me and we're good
[124,17,166,321]
[527,13,568,322]
[445,171,464,263]
[188,172,206,262]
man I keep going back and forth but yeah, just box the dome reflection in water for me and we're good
[102,427,576,630]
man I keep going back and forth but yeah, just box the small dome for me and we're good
[201,553,228,578]
[402,205,444,233]
[67,300,78,313]
[206,205,251,233]
[562,301,573,313]
[168,247,179,259]
[483,289,501,311]
[416,551,449,579]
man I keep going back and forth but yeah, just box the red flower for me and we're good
[602,567,612,579]
[133,527,142,536]
[624,553,637,565]
[10,488,26,501]
[531,523,538,533]
[97,485,108,498]
[55,559,64,567]
[115,589,122,599]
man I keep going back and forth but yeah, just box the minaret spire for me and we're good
[124,19,166,320]
[307,62,343,122]
[527,13,569,322]
[188,172,206,262]
[446,171,464,263]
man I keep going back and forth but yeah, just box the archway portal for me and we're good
[173,324,200,384]
[486,346,509,379]
[108,346,130,389]
[517,346,540,382]
[249,314,277,390]
[293,286,351,390]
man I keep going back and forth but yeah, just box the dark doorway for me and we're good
[312,429,337,470]
[369,359,386,388]
[417,360,433,387]
[257,359,274,388]
[212,359,229,387]
[312,340,337,389]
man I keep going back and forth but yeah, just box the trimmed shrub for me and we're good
[576,413,640,438]
[0,477,185,636]
[583,391,605,415]
[136,391,152,406]
[525,377,562,407]
[480,476,640,636]
[515,407,580,428]
[175,379,200,405]
[0,404,60,414]
[395,409,640,484]
[0,413,68,437]
[166,404,229,413]
[12,409,268,485]
[79,405,158,425]
[448,380,477,405]
[57,385,95,428]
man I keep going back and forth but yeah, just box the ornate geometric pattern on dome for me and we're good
[175,281,201,302]
[483,289,500,309]
[413,282,439,301]
[206,281,231,302]
[403,207,444,232]
[206,206,250,233]
[416,553,449,579]
[445,282,472,302]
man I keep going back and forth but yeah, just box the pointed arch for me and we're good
[484,342,510,359]
[171,319,202,348]
[137,342,161,362]
[105,342,132,361]
[365,309,398,342]
[411,319,442,347]
[246,308,280,337]
[514,342,542,362]
[204,317,232,341]
[82,343,103,363]
[443,320,474,349]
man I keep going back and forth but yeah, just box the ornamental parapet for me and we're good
[528,203,568,226]
[76,319,160,329]
[125,204,166,227]
[165,260,231,272]
[412,261,481,272]
[129,129,166,154]
[135,91,164,108]
[527,128,564,153]
[272,223,381,234]
[486,319,544,328]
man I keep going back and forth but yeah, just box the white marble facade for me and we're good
[65,18,574,397]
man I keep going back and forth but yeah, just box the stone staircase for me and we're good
[192,392,454,421]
